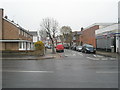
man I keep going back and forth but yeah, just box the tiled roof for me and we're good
[3,17,33,36]
[29,31,38,36]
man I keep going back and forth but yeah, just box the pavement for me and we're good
[1,49,119,60]
[96,50,119,58]
[2,49,61,60]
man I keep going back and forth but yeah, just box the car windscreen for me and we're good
[78,46,82,48]
[86,45,93,48]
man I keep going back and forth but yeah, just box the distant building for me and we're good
[72,31,82,46]
[0,9,33,51]
[79,23,115,48]
[29,31,39,43]
[96,23,119,53]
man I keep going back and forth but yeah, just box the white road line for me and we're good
[3,70,54,73]
[78,53,83,56]
[86,57,99,60]
[101,58,108,60]
[93,55,97,57]
[93,55,104,58]
[96,71,118,74]
[110,58,116,60]
[73,54,76,56]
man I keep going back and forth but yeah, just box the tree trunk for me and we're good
[51,39,55,54]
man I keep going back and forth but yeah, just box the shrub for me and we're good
[34,41,45,50]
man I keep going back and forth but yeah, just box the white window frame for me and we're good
[19,30,20,35]
[19,42,22,49]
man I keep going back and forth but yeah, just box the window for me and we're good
[22,31,23,35]
[19,30,20,35]
[26,33,27,37]
[23,42,26,49]
[20,30,22,35]
[23,32,24,36]
[24,32,25,36]
[19,42,22,49]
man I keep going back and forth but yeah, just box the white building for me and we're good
[29,31,39,43]
[29,31,39,50]
[95,23,120,53]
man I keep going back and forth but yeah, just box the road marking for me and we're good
[78,53,83,56]
[93,55,104,58]
[73,54,76,56]
[3,70,54,73]
[110,58,117,60]
[101,58,108,60]
[86,57,99,60]
[93,55,97,57]
[96,71,118,74]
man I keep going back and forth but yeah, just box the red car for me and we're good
[56,44,64,52]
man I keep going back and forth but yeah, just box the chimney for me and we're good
[0,8,3,41]
[0,8,3,18]
[81,27,84,31]
[4,15,8,19]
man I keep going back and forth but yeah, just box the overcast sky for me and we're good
[0,0,119,31]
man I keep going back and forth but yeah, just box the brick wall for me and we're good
[3,19,19,39]
[0,9,3,50]
[80,25,99,47]
[1,42,5,50]
[0,9,3,39]
[3,17,33,41]
[5,42,19,50]
[1,9,33,51]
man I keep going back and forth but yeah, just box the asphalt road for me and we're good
[2,49,118,88]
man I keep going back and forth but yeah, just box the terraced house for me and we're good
[0,9,33,51]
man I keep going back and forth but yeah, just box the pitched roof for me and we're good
[83,23,116,31]
[3,17,33,36]
[29,31,38,36]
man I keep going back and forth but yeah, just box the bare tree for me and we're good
[60,26,73,47]
[40,18,58,54]
[60,26,72,34]
[39,29,47,41]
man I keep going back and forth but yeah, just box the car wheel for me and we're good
[93,51,96,54]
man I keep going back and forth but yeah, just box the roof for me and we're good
[29,31,38,36]
[95,23,118,35]
[3,17,33,36]
[83,23,116,31]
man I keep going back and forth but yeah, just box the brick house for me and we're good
[72,31,82,46]
[0,9,33,51]
[79,23,114,48]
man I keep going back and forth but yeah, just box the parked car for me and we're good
[56,44,64,52]
[45,44,52,49]
[76,46,82,52]
[72,45,77,50]
[71,44,77,50]
[82,44,96,53]
[63,43,69,49]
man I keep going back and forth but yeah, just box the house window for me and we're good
[22,31,23,35]
[23,42,26,49]
[24,32,26,36]
[23,32,24,36]
[19,30,20,35]
[26,33,27,37]
[20,30,22,35]
[19,42,22,49]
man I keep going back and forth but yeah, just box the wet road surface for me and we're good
[2,49,118,88]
